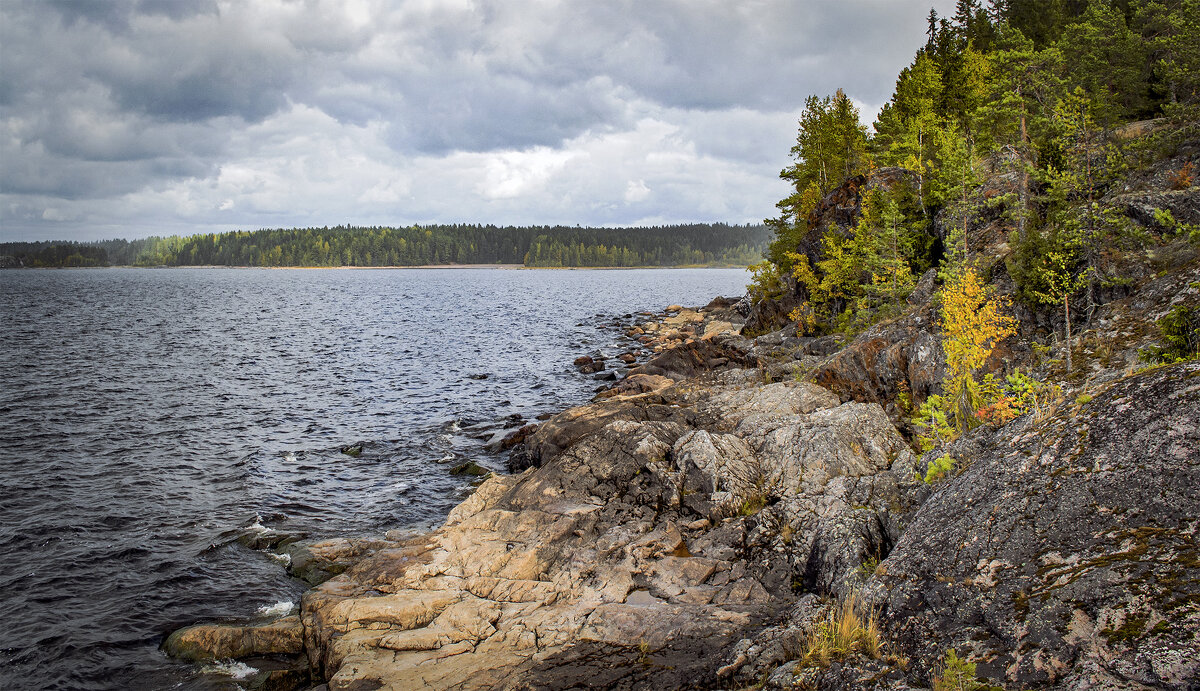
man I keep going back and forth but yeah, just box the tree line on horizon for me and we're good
[0,223,769,269]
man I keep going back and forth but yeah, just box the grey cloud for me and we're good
[1,0,958,239]
[46,0,218,32]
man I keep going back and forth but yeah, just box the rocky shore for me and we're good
[163,137,1200,691]
[163,272,1199,689]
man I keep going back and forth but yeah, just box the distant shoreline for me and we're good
[6,263,751,271]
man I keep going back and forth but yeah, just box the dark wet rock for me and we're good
[865,360,1200,689]
[163,616,304,661]
[287,538,391,587]
[238,528,306,551]
[338,443,363,457]
[467,373,489,380]
[625,334,755,381]
[240,656,311,691]
[593,370,617,381]
[574,355,606,374]
[500,424,538,450]
[449,461,490,477]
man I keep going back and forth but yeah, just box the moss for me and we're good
[1102,613,1148,644]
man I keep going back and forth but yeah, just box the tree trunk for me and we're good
[1064,293,1072,374]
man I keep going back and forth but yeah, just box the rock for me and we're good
[338,443,363,457]
[593,370,617,381]
[467,373,489,380]
[704,296,737,311]
[810,303,943,412]
[164,616,304,662]
[288,538,391,587]
[907,267,937,306]
[702,320,736,339]
[510,375,678,469]
[499,423,537,450]
[626,334,756,381]
[290,371,927,690]
[449,461,490,477]
[574,355,605,374]
[665,304,684,312]
[618,352,637,364]
[663,309,704,326]
[866,361,1200,688]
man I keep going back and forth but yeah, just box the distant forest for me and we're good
[0,223,769,269]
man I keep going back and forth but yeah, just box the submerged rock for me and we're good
[449,461,489,477]
[287,538,391,587]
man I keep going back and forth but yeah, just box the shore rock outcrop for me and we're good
[869,360,1200,689]
[282,376,921,690]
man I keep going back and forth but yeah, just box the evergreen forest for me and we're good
[753,0,1198,338]
[0,223,768,269]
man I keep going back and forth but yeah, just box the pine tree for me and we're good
[1058,0,1150,121]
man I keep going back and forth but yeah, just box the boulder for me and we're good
[164,616,303,662]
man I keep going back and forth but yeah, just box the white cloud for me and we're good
[625,179,651,203]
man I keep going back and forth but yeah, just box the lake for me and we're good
[0,267,749,689]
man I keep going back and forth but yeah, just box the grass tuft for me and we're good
[798,591,883,668]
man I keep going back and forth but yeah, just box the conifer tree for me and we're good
[1058,0,1150,121]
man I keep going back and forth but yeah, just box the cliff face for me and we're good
[873,361,1200,689]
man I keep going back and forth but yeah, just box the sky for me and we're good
[0,0,957,242]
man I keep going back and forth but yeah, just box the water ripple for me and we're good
[0,266,747,689]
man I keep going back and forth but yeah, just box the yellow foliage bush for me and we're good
[939,267,1017,431]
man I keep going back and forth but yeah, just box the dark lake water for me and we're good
[0,267,749,690]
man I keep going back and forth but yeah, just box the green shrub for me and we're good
[932,648,983,691]
[1140,304,1200,363]
[923,454,956,484]
[746,261,787,304]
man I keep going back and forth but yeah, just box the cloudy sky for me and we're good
[1,0,955,242]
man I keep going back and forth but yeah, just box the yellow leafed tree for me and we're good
[940,267,1017,431]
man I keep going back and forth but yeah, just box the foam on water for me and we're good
[202,659,258,679]
[256,600,296,617]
